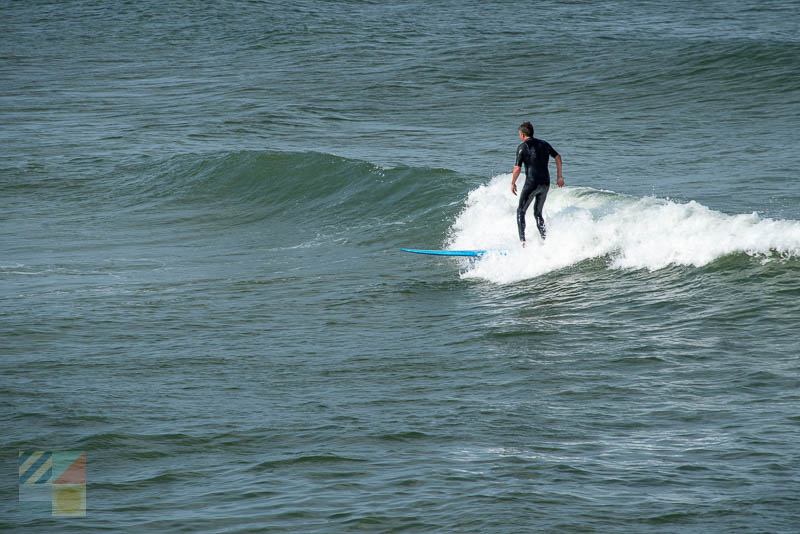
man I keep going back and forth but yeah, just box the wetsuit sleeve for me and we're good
[547,142,559,157]
[515,143,526,167]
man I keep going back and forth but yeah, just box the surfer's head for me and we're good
[518,121,534,138]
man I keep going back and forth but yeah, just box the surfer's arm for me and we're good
[554,154,564,187]
[511,166,522,195]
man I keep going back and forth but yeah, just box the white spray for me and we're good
[447,174,800,284]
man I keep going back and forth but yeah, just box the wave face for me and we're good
[449,175,800,283]
[103,150,477,249]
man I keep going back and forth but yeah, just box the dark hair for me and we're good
[519,121,534,137]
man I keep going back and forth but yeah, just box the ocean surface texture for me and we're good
[3,1,799,532]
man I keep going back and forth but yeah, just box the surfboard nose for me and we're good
[400,248,487,257]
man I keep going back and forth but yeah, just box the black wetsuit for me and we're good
[515,137,559,241]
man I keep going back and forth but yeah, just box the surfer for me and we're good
[511,121,564,246]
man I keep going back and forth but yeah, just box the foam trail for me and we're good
[448,174,800,284]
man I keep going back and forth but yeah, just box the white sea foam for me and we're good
[448,174,800,284]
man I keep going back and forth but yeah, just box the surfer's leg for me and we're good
[517,183,536,242]
[532,185,550,239]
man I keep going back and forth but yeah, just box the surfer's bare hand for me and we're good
[557,176,565,188]
[511,182,517,196]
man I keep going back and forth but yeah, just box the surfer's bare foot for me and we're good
[521,241,526,248]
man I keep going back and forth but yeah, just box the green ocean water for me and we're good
[2,1,800,532]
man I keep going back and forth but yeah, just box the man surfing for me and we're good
[511,121,564,247]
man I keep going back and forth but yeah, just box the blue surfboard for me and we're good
[400,248,487,257]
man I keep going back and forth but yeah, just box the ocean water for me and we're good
[2,1,799,532]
